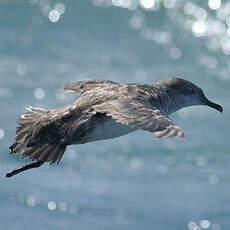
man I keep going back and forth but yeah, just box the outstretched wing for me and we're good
[93,99,186,139]
[63,79,119,95]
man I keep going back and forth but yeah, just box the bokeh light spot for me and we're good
[55,2,65,15]
[59,202,68,212]
[16,64,27,77]
[194,8,207,21]
[34,88,45,100]
[192,21,207,36]
[139,0,155,9]
[188,221,198,230]
[26,196,36,207]
[169,47,181,60]
[209,174,218,184]
[163,0,175,9]
[112,0,124,7]
[0,128,5,139]
[221,40,230,54]
[48,201,56,210]
[49,9,60,23]
[122,0,136,10]
[208,0,221,10]
[184,2,197,15]
[200,220,210,229]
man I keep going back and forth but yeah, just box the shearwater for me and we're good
[6,78,223,177]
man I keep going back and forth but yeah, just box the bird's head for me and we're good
[157,78,223,113]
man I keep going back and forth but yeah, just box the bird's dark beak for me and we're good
[204,98,223,113]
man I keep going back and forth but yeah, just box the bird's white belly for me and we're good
[76,117,136,144]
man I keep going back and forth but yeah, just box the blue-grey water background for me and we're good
[0,0,230,229]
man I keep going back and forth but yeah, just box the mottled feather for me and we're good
[63,79,118,95]
[8,77,222,177]
[93,99,186,139]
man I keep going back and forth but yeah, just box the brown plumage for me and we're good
[6,78,223,177]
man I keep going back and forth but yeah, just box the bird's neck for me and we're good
[164,94,188,115]
[152,86,189,115]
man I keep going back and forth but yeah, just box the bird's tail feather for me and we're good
[10,107,48,155]
[7,107,67,177]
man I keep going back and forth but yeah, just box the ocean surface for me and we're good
[0,0,230,229]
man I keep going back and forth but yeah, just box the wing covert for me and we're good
[93,99,186,139]
[63,79,119,95]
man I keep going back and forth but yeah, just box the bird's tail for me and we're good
[7,107,67,177]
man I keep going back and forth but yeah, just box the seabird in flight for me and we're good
[6,78,223,177]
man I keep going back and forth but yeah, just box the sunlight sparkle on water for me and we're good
[169,47,181,60]
[163,0,175,9]
[139,0,155,9]
[55,2,65,15]
[16,64,27,77]
[200,220,210,229]
[49,9,60,23]
[209,174,218,184]
[48,201,56,210]
[188,220,220,230]
[194,8,207,21]
[122,0,136,10]
[26,196,36,207]
[208,0,221,10]
[192,21,207,36]
[188,221,199,230]
[184,2,197,15]
[0,128,5,139]
[58,202,68,212]
[221,39,230,54]
[34,88,45,100]
[112,0,124,7]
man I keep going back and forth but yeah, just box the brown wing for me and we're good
[93,99,186,139]
[10,103,93,165]
[10,107,69,163]
[63,79,119,95]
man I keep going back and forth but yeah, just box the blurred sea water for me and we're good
[0,0,230,229]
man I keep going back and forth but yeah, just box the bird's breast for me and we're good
[73,115,136,144]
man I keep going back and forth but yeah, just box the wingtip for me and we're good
[62,82,69,89]
[154,128,187,140]
[176,134,187,140]
[176,131,187,140]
